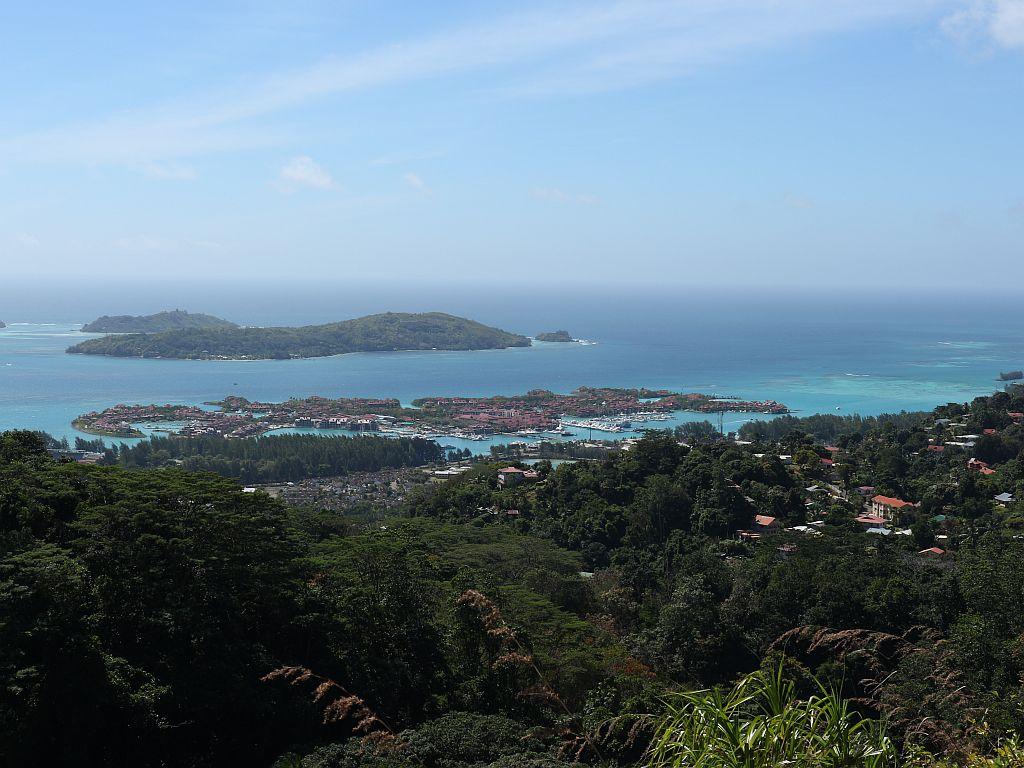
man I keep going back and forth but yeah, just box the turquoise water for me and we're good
[1,285,1022,450]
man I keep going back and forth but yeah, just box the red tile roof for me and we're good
[871,495,915,509]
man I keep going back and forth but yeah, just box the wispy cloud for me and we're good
[403,172,428,191]
[16,233,40,248]
[0,0,947,167]
[278,155,336,191]
[943,0,1024,49]
[532,186,599,205]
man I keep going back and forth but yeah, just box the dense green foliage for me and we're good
[739,411,929,443]
[67,312,531,359]
[647,665,894,767]
[6,386,1024,765]
[107,433,445,482]
[80,309,238,333]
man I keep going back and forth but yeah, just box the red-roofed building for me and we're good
[497,467,527,487]
[919,547,946,558]
[754,514,779,531]
[855,514,888,531]
[968,458,996,476]
[870,495,918,523]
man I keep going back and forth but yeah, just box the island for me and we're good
[535,330,575,342]
[66,312,532,360]
[0,321,6,329]
[73,386,789,440]
[999,370,1023,381]
[81,309,238,334]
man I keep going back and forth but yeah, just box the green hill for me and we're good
[81,309,237,333]
[536,330,575,342]
[67,311,531,359]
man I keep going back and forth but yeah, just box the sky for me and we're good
[0,0,1022,289]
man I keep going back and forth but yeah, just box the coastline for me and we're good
[1,318,1019,446]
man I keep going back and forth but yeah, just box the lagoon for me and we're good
[1,286,1022,450]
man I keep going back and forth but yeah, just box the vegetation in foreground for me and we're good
[66,311,531,359]
[5,386,1024,766]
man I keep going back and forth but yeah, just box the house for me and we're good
[925,445,945,454]
[967,458,996,476]
[855,514,888,531]
[738,514,780,542]
[497,466,539,487]
[497,467,527,487]
[1009,412,1024,424]
[870,495,918,523]
[994,492,1015,506]
[855,486,877,497]
[866,527,891,536]
[919,547,946,558]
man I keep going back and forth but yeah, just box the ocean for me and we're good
[1,280,1022,451]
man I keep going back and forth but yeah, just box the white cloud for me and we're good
[139,162,198,181]
[0,0,945,166]
[16,233,40,247]
[279,155,336,191]
[403,172,428,191]
[532,186,599,205]
[942,0,1024,49]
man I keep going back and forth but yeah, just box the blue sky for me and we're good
[1,0,1022,288]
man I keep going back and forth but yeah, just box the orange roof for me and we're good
[871,495,915,508]
[499,467,526,473]
[754,515,777,526]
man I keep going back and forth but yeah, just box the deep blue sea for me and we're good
[1,280,1022,451]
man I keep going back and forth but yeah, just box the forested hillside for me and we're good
[5,387,1024,766]
[106,433,445,483]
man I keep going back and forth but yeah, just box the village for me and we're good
[71,386,791,441]
[734,407,1024,560]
